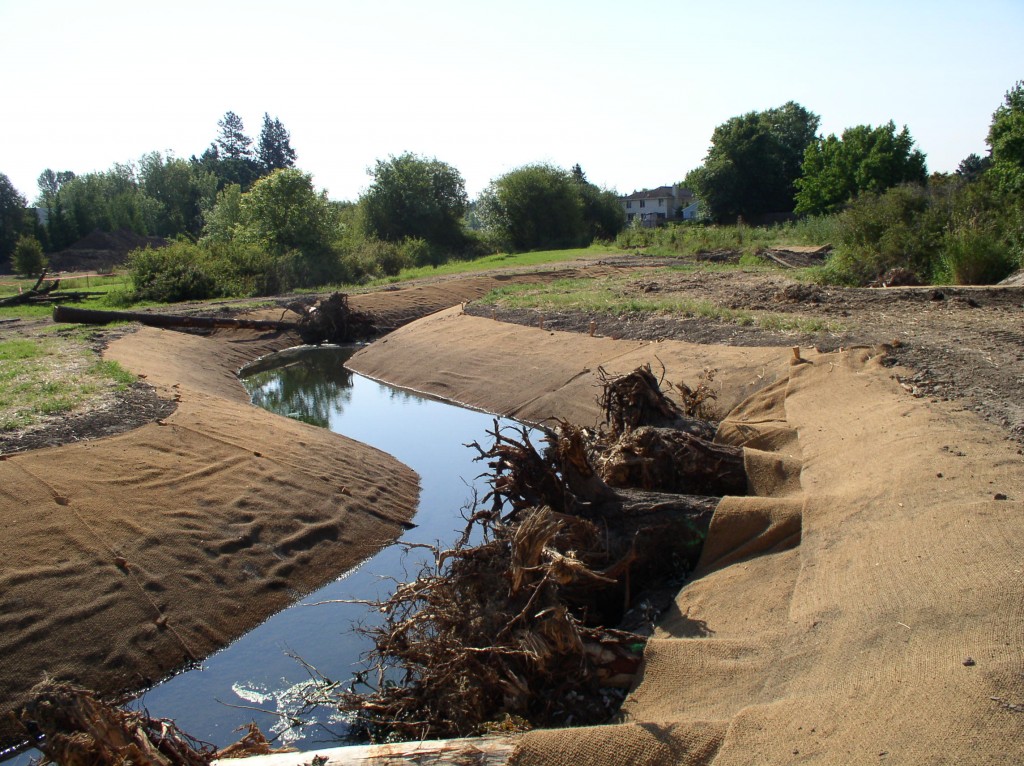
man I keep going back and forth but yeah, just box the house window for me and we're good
[626,201,632,209]
[658,198,664,207]
[639,200,646,208]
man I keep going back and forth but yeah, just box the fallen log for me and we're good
[211,736,518,765]
[0,271,60,307]
[53,305,299,333]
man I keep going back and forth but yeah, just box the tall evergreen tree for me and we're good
[257,113,297,174]
[0,173,28,262]
[216,111,253,160]
[201,113,259,191]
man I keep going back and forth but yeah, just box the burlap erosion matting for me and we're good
[0,325,419,750]
[348,307,1024,765]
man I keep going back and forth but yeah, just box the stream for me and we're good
[129,345,520,750]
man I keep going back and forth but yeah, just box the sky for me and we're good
[1,0,1022,204]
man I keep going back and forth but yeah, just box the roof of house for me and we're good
[620,186,694,201]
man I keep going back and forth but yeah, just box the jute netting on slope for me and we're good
[349,309,1024,766]
[0,325,419,752]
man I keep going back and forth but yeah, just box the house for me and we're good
[620,185,697,226]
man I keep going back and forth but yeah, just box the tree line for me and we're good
[0,109,627,286]
[3,82,1021,290]
[676,82,1022,284]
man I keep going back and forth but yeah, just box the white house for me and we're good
[620,185,697,226]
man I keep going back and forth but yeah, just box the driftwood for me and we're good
[19,680,214,766]
[599,426,746,496]
[0,271,60,307]
[18,681,300,766]
[335,380,728,741]
[599,365,717,439]
[290,293,377,345]
[211,736,518,766]
[52,293,377,345]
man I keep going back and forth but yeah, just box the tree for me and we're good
[216,111,253,160]
[139,152,217,237]
[361,153,468,250]
[794,121,927,216]
[956,153,991,183]
[36,169,76,207]
[986,81,1024,195]
[36,169,78,251]
[56,165,156,239]
[257,113,297,174]
[12,234,45,276]
[201,183,244,243]
[685,102,820,222]
[236,168,338,277]
[0,173,28,262]
[199,112,261,191]
[478,164,587,252]
[571,164,626,241]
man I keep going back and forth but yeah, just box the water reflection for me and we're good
[242,346,358,428]
[242,346,424,429]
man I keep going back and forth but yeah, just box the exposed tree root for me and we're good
[16,681,296,765]
[598,364,718,439]
[291,293,377,345]
[335,366,739,742]
[18,680,214,766]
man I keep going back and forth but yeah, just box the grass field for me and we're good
[0,333,136,432]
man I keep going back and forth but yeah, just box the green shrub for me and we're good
[205,240,291,296]
[826,185,944,284]
[335,240,391,284]
[101,288,137,308]
[615,217,656,249]
[128,242,219,302]
[12,235,46,276]
[399,237,440,268]
[938,226,1018,285]
[456,228,494,260]
[775,215,843,246]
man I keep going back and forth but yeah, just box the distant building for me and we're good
[620,185,697,226]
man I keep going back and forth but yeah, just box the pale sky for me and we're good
[2,0,1021,204]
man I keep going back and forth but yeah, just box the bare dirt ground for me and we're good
[2,254,1023,453]
[466,259,1024,446]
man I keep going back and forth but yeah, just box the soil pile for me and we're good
[49,229,167,272]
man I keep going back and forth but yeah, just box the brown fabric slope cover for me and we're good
[350,309,1024,765]
[0,325,419,750]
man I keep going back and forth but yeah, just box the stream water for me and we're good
[102,346,517,752]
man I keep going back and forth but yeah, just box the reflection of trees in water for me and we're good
[242,347,357,429]
[384,385,424,406]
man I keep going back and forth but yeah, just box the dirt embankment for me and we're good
[1,255,1022,762]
